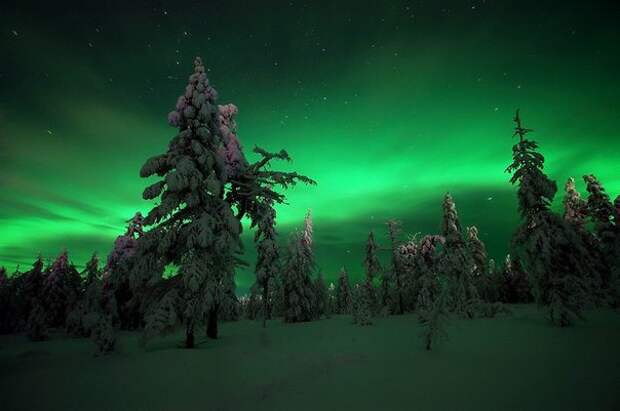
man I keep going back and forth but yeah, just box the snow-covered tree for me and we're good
[335,266,353,314]
[363,231,381,312]
[440,194,479,318]
[136,57,314,346]
[507,110,592,325]
[415,235,444,312]
[252,198,279,327]
[42,250,81,328]
[563,177,588,229]
[282,228,315,322]
[66,253,101,337]
[313,271,329,319]
[584,174,617,290]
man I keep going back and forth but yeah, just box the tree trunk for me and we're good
[207,304,219,339]
[185,321,195,349]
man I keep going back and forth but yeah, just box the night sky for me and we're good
[1,0,619,292]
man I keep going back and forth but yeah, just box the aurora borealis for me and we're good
[1,1,619,291]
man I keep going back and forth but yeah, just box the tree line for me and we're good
[0,59,618,353]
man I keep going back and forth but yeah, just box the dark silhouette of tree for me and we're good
[335,266,353,314]
[363,231,381,312]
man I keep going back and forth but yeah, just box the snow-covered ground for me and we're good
[1,305,619,411]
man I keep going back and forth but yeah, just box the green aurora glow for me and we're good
[1,1,619,291]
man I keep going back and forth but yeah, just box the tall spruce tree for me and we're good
[507,110,591,326]
[137,57,314,347]
[335,266,353,314]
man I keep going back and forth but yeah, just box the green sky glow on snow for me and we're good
[1,1,619,291]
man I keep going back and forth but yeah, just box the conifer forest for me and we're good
[1,1,619,410]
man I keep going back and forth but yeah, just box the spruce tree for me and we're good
[17,255,46,325]
[415,235,444,312]
[467,226,490,301]
[335,266,353,314]
[313,271,329,319]
[440,193,479,318]
[137,57,314,346]
[282,211,316,322]
[66,253,101,337]
[564,177,605,304]
[507,110,591,325]
[252,198,279,327]
[563,177,588,229]
[584,174,617,289]
[363,231,381,313]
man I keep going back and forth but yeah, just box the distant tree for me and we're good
[419,283,449,351]
[397,237,418,312]
[386,219,405,314]
[563,177,588,229]
[440,193,479,318]
[415,235,444,312]
[245,284,262,320]
[335,266,353,314]
[16,255,46,326]
[42,250,82,328]
[313,271,329,319]
[352,283,373,326]
[66,253,101,337]
[507,110,591,326]
[563,177,606,304]
[467,226,491,302]
[282,212,316,322]
[252,198,279,327]
[363,231,381,312]
[326,282,337,316]
[105,212,145,330]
